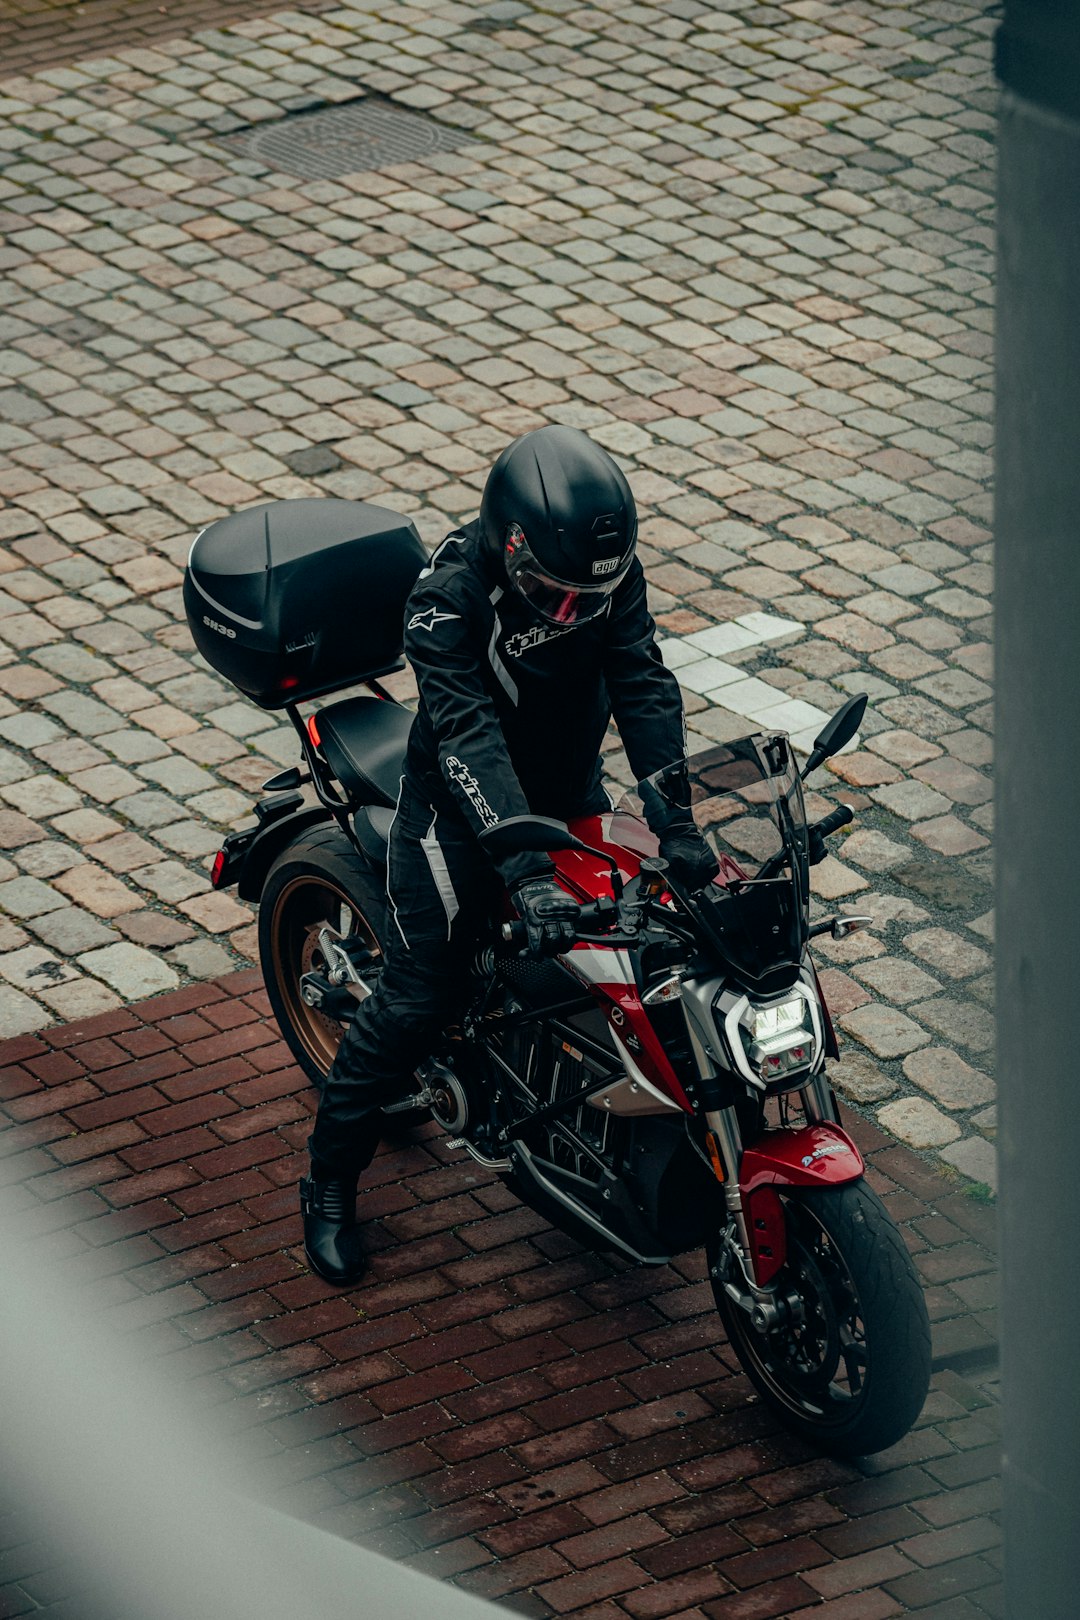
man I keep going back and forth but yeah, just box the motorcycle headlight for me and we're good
[732,992,820,1088]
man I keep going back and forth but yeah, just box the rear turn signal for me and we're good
[307,714,321,749]
[210,850,227,888]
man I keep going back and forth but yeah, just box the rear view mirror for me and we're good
[478,815,580,860]
[478,815,624,902]
[800,694,868,780]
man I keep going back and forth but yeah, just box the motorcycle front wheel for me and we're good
[708,1180,931,1456]
[258,824,388,1088]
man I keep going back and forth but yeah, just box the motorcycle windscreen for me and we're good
[614,735,810,994]
[693,876,808,992]
[616,735,810,881]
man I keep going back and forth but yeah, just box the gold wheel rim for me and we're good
[268,873,381,1077]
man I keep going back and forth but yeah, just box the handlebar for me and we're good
[757,802,856,881]
[501,805,855,950]
[813,804,855,840]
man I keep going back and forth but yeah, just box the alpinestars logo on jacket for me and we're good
[408,606,462,634]
[444,756,499,829]
[503,622,575,659]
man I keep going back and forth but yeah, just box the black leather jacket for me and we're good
[402,522,686,881]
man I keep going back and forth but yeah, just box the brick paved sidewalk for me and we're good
[0,0,996,1176]
[1,971,1000,1618]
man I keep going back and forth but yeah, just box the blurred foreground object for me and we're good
[0,1229,498,1620]
[995,3,1080,1615]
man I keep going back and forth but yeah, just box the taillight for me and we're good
[307,714,321,749]
[211,850,227,888]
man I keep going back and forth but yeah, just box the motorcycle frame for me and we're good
[457,972,696,1265]
[468,974,639,1165]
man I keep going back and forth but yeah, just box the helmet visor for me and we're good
[503,524,629,626]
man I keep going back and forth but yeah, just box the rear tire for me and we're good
[258,824,388,1090]
[709,1180,931,1456]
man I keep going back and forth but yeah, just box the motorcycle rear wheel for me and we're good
[258,824,388,1089]
[709,1180,931,1456]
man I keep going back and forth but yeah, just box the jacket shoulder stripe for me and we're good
[416,530,468,580]
[486,586,519,707]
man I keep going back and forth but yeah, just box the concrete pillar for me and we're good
[995,5,1080,1615]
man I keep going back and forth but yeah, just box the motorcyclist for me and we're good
[301,424,718,1284]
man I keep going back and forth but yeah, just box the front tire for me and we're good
[709,1180,931,1456]
[258,824,388,1089]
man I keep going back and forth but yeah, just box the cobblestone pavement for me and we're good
[0,0,997,1186]
[0,0,335,81]
[0,980,1000,1619]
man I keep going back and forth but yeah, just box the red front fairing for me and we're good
[518,819,862,1284]
[523,820,862,1283]
[546,816,693,1113]
[492,815,647,912]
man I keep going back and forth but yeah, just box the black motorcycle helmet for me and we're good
[478,426,638,625]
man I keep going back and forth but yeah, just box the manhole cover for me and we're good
[215,94,473,180]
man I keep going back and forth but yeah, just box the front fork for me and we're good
[703,1072,837,1325]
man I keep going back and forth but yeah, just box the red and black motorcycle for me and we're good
[185,497,930,1457]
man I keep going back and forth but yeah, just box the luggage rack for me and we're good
[278,672,410,837]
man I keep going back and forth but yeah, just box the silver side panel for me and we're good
[586,1029,684,1116]
[680,974,726,1079]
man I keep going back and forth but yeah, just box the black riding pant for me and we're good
[307,782,499,1181]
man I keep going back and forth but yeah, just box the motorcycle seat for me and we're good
[315,695,412,808]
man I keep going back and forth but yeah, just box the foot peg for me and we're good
[381,1088,432,1116]
[299,974,359,1021]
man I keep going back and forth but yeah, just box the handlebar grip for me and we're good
[813,804,855,840]
[501,897,616,952]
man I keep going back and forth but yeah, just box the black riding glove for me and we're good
[512,878,581,956]
[658,823,720,892]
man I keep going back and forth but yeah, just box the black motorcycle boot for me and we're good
[299,1176,366,1286]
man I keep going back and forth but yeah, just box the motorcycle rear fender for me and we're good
[233,804,337,901]
[740,1123,864,1287]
